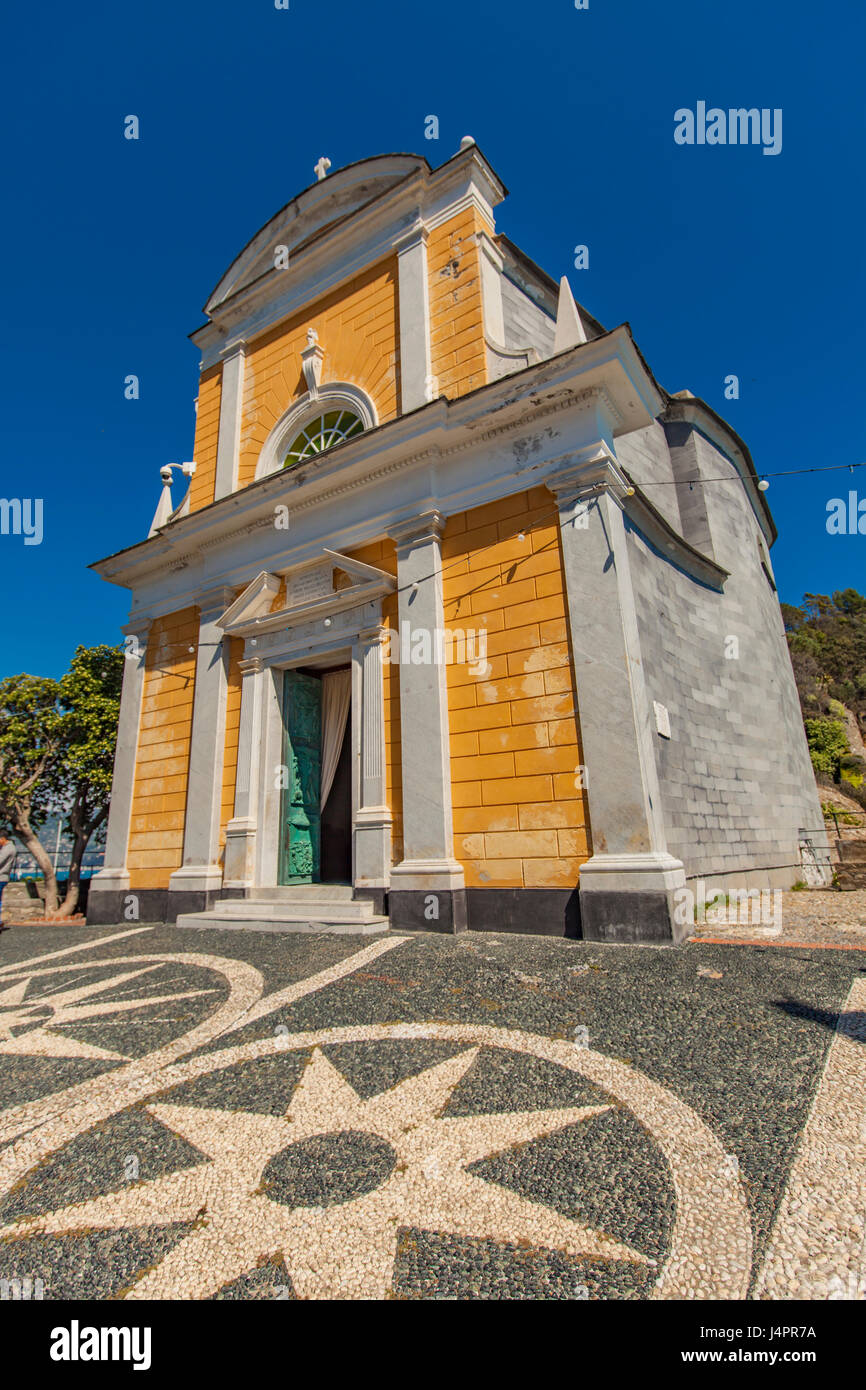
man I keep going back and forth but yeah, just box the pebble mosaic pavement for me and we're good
[0,919,864,1301]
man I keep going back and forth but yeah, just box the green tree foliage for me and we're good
[55,645,124,916]
[784,589,866,726]
[786,589,866,811]
[803,717,849,778]
[0,645,123,918]
[0,675,64,910]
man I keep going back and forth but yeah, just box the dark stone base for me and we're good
[467,888,581,937]
[89,882,681,943]
[580,889,686,944]
[87,887,222,926]
[353,887,388,916]
[389,888,468,934]
[166,889,222,922]
[86,888,167,926]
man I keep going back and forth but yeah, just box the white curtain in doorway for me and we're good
[320,669,351,809]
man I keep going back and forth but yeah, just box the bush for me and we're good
[840,753,866,789]
[804,718,849,778]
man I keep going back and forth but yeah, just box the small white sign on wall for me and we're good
[653,701,671,739]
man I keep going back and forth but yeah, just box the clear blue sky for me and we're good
[2,0,864,677]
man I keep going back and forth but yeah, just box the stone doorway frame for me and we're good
[219,552,395,911]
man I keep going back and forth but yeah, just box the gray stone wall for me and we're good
[501,274,555,356]
[615,421,683,536]
[621,424,827,888]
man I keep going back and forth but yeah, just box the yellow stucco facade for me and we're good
[443,490,591,889]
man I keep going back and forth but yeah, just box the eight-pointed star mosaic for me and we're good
[0,923,863,1302]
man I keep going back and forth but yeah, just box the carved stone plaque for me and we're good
[287,564,333,607]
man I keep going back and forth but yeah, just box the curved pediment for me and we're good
[204,154,428,318]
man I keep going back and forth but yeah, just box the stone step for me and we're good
[175,907,389,935]
[835,866,866,891]
[250,884,355,902]
[210,896,375,922]
[836,840,866,864]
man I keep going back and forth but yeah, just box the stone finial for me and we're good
[460,135,476,150]
[301,332,325,397]
[149,471,175,536]
[553,275,588,353]
[148,461,197,537]
[314,155,332,181]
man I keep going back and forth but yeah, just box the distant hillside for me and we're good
[782,589,866,806]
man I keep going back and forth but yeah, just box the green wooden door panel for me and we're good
[279,670,322,884]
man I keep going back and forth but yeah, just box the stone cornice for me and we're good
[91,326,665,592]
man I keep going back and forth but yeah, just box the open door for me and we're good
[279,670,322,883]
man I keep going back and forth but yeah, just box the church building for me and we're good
[89,143,828,941]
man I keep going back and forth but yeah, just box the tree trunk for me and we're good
[57,800,105,918]
[12,815,58,913]
[57,830,89,917]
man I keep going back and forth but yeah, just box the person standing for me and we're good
[0,831,16,932]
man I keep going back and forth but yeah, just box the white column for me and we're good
[169,588,234,896]
[388,512,465,909]
[214,342,245,500]
[477,230,505,344]
[550,445,686,941]
[90,619,151,894]
[352,624,392,891]
[395,220,436,413]
[223,655,265,888]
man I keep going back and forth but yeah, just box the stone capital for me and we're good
[387,509,446,554]
[121,616,152,643]
[197,586,237,620]
[547,444,633,508]
[393,217,430,255]
[218,338,246,363]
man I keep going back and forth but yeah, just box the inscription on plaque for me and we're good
[287,564,333,606]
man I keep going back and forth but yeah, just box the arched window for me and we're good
[256,382,377,481]
[283,409,365,469]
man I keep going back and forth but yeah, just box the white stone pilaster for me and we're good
[352,625,392,890]
[388,512,464,894]
[549,445,685,931]
[169,589,234,895]
[223,655,265,888]
[395,221,436,413]
[214,342,245,500]
[478,230,505,345]
[89,620,151,894]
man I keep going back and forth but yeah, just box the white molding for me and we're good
[91,622,151,891]
[395,220,436,412]
[218,571,281,628]
[254,382,378,481]
[214,343,245,499]
[93,329,665,608]
[478,230,504,346]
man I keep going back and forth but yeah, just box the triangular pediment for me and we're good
[217,571,282,629]
[217,552,395,638]
[205,156,427,315]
